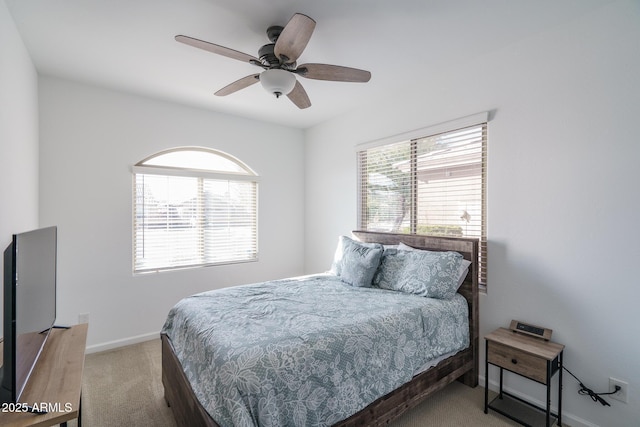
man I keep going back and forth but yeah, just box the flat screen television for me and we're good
[0,226,57,404]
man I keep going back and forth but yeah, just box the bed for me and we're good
[161,231,479,426]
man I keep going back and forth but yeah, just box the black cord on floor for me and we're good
[563,366,619,406]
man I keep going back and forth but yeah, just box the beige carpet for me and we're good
[67,339,528,426]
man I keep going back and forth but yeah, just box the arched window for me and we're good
[132,147,258,273]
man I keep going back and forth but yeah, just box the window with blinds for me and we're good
[132,147,258,274]
[358,122,487,285]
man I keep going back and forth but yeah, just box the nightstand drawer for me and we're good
[488,341,547,383]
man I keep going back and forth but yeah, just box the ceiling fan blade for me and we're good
[297,63,371,82]
[176,35,261,65]
[287,80,311,109]
[274,13,316,64]
[215,74,260,96]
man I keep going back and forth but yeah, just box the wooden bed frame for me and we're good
[161,231,479,427]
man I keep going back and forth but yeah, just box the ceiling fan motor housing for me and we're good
[260,26,283,67]
[258,44,279,67]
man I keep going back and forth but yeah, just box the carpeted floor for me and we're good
[67,339,528,426]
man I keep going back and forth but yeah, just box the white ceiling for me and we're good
[6,0,610,129]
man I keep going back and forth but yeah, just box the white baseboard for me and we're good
[85,331,160,354]
[480,374,600,427]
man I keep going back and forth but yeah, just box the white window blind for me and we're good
[133,148,258,273]
[358,123,487,285]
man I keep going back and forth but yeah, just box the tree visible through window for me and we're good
[358,122,487,285]
[133,147,258,273]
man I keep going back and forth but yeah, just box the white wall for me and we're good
[0,0,39,332]
[6,0,640,424]
[304,1,640,427]
[38,77,306,351]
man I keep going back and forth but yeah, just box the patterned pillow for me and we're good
[374,248,463,299]
[398,243,471,290]
[330,236,383,287]
[372,247,404,289]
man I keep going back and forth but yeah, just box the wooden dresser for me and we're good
[0,323,88,427]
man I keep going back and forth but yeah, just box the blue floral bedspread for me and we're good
[162,274,469,427]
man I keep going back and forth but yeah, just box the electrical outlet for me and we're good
[78,312,90,324]
[609,377,628,403]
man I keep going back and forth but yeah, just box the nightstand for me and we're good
[484,327,564,427]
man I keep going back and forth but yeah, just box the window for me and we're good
[357,115,487,284]
[132,147,258,273]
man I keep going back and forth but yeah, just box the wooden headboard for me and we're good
[351,230,479,386]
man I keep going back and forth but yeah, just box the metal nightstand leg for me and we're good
[558,351,563,426]
[484,341,489,413]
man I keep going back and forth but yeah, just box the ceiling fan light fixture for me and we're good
[260,69,296,98]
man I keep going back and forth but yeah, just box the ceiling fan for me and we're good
[175,13,371,109]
